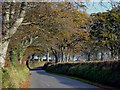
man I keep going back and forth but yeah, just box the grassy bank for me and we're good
[46,60,120,88]
[2,61,45,88]
[2,65,29,88]
[29,61,46,69]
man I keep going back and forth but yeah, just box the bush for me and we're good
[46,60,120,88]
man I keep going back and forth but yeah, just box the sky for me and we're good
[85,2,113,14]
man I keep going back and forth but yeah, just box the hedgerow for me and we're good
[46,60,120,88]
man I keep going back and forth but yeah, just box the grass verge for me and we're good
[29,61,46,69]
[2,65,29,88]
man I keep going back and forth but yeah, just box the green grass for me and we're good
[29,61,46,69]
[2,61,46,88]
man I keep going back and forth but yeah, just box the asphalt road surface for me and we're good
[30,70,102,89]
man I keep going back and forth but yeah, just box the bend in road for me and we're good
[30,70,103,89]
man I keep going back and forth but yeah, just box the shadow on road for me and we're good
[30,66,103,89]
[31,70,103,89]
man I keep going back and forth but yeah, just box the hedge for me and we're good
[45,60,120,88]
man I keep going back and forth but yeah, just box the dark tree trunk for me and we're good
[95,51,98,60]
[61,47,64,62]
[72,54,75,61]
[26,59,31,70]
[118,48,120,60]
[46,48,49,62]
[87,52,91,61]
[111,51,114,60]
[51,48,58,63]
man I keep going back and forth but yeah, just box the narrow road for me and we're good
[30,70,102,89]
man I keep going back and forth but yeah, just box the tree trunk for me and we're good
[1,2,27,67]
[38,56,41,62]
[59,53,62,63]
[0,41,10,67]
[111,51,114,60]
[87,52,91,61]
[61,46,64,62]
[41,57,43,61]
[95,51,98,60]
[72,54,75,61]
[77,56,80,61]
[51,48,58,63]
[66,53,69,62]
[68,53,71,61]
[65,47,69,62]
[118,49,120,60]
[46,48,49,62]
[19,49,26,64]
[100,52,104,61]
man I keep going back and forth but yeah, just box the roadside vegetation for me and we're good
[0,69,2,89]
[46,60,120,88]
[2,65,29,88]
[1,2,120,88]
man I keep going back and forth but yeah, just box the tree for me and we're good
[90,5,120,60]
[0,2,27,67]
[23,2,90,63]
[5,2,91,65]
